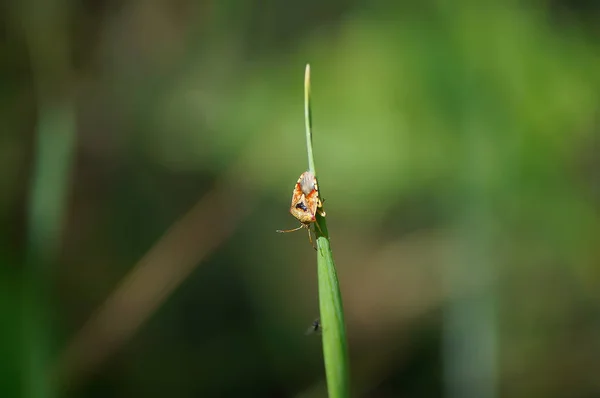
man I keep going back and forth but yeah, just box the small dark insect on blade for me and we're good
[305,317,321,335]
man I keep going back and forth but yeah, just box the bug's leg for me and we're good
[276,225,304,233]
[307,226,317,250]
[317,198,326,217]
[314,219,324,236]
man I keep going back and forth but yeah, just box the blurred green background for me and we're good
[2,0,600,397]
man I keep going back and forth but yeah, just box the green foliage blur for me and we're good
[1,1,600,397]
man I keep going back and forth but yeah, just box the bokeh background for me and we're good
[2,1,600,397]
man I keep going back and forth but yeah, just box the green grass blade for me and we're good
[303,64,350,398]
[317,235,350,398]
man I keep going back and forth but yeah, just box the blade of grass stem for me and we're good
[303,64,350,398]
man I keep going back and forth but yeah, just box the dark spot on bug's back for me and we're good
[295,202,308,211]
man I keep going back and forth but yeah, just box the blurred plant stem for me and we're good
[55,176,251,391]
[304,64,350,398]
[17,2,76,397]
[442,97,498,397]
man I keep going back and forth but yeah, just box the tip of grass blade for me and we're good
[304,64,315,175]
[305,63,311,98]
